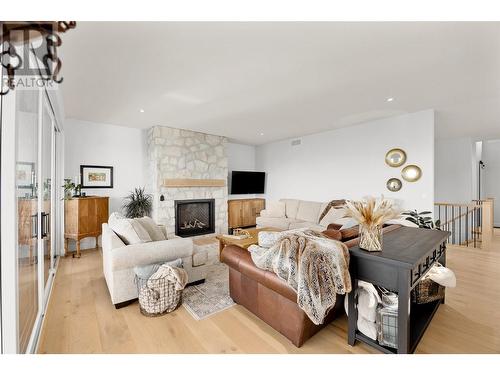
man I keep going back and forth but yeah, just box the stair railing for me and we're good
[434,198,494,248]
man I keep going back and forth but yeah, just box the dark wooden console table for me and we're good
[347,226,450,354]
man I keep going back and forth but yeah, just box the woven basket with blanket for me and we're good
[134,261,188,317]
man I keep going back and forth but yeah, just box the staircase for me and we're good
[434,198,494,248]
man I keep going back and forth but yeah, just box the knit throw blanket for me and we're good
[250,229,352,325]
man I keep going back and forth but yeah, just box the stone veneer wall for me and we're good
[147,126,229,237]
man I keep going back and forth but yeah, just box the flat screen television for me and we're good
[230,171,266,194]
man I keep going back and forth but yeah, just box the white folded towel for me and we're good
[344,280,381,341]
[424,263,456,287]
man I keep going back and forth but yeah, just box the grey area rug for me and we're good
[182,242,236,320]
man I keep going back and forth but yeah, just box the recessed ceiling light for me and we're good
[386,97,395,102]
[139,109,145,113]
[259,132,264,136]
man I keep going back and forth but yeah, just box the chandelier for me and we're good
[0,21,76,95]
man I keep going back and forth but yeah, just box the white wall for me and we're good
[228,142,256,171]
[256,110,435,211]
[482,139,500,226]
[434,137,476,204]
[64,119,147,249]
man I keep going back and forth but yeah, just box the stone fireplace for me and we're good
[175,199,215,237]
[147,126,229,237]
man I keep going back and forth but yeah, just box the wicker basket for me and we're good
[412,278,445,304]
[135,271,183,317]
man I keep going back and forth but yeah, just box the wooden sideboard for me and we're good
[64,196,109,258]
[228,198,265,229]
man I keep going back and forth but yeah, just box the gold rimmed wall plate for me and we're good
[401,165,422,182]
[385,148,407,167]
[386,178,402,192]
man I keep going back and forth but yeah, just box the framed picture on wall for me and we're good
[80,165,114,188]
[16,162,35,188]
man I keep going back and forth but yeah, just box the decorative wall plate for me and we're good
[401,165,422,182]
[385,148,407,167]
[386,178,402,192]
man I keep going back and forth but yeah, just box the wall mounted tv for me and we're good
[230,171,266,194]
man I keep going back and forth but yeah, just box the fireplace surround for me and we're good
[148,126,228,237]
[175,199,215,237]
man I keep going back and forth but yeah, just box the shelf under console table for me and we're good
[347,226,450,354]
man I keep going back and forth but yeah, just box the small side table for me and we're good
[347,226,450,354]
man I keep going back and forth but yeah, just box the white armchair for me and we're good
[102,223,208,307]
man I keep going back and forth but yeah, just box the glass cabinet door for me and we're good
[15,88,40,353]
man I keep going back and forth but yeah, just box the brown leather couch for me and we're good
[221,225,401,347]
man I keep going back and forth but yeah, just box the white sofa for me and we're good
[102,223,208,307]
[256,199,348,231]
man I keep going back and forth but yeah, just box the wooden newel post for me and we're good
[481,198,494,249]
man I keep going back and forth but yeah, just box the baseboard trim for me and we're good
[114,299,137,309]
[187,278,206,287]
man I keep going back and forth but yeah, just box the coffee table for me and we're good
[216,227,282,260]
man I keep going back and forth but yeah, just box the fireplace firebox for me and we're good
[174,199,215,237]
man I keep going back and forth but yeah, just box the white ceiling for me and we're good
[59,22,500,145]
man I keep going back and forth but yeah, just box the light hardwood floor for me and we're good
[37,233,500,354]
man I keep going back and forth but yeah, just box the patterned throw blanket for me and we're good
[250,229,352,325]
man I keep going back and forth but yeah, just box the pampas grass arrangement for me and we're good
[345,197,400,251]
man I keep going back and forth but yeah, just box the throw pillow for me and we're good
[108,212,152,245]
[325,223,359,241]
[318,199,346,222]
[280,199,300,218]
[295,200,323,223]
[322,229,342,241]
[263,201,286,218]
[327,223,342,231]
[135,216,167,241]
[319,207,347,227]
[340,226,360,241]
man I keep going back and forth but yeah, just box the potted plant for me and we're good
[62,179,83,199]
[122,187,153,218]
[402,210,441,229]
[62,179,75,200]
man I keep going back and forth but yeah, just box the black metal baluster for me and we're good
[452,206,455,244]
[473,207,477,248]
[465,208,469,247]
[459,207,462,245]
[445,206,448,243]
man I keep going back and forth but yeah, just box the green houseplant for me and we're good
[402,210,441,229]
[123,187,153,218]
[62,178,82,199]
[62,179,74,199]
